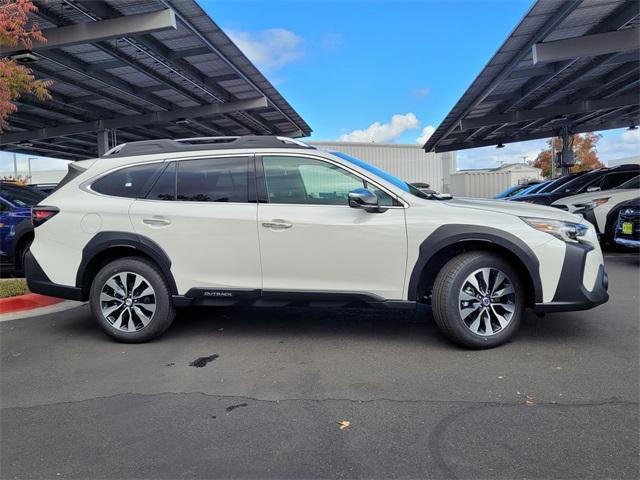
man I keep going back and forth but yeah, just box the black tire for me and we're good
[431,252,524,349]
[89,256,175,343]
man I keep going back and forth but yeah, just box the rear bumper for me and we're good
[25,251,85,301]
[534,242,608,313]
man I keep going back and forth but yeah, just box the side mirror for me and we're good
[586,186,601,192]
[348,188,381,212]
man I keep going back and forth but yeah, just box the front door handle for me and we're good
[262,220,292,230]
[143,216,171,226]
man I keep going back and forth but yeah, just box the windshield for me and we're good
[515,182,544,197]
[0,184,46,207]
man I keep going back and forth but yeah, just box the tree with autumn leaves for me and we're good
[0,0,51,132]
[533,132,605,178]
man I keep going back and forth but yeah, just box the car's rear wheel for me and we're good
[432,252,524,349]
[89,257,175,343]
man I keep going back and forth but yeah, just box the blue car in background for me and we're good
[0,182,47,275]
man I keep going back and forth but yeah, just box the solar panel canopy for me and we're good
[0,0,312,160]
[424,0,640,153]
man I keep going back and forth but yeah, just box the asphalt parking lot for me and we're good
[1,252,638,479]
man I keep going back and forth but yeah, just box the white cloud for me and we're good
[595,128,640,164]
[227,28,304,70]
[339,113,420,143]
[416,125,435,145]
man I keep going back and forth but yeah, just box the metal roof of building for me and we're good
[423,0,640,153]
[0,0,311,160]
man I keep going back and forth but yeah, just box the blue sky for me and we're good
[2,0,638,173]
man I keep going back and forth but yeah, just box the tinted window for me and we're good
[616,175,640,190]
[92,163,163,198]
[177,157,249,203]
[600,172,638,190]
[553,171,601,194]
[0,184,46,207]
[263,156,364,205]
[147,163,176,201]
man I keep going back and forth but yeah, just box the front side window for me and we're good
[92,163,163,198]
[177,157,250,203]
[601,172,638,190]
[263,156,364,205]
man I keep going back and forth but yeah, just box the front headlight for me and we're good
[521,217,589,243]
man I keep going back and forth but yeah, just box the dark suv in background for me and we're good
[512,164,640,205]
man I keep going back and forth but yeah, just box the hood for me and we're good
[553,189,634,207]
[445,197,582,223]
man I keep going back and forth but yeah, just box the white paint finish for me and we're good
[129,200,261,294]
[552,188,640,232]
[309,141,457,193]
[31,187,136,286]
[258,203,407,299]
[80,213,102,234]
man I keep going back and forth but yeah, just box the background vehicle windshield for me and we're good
[538,174,576,194]
[0,184,46,207]
[515,182,546,197]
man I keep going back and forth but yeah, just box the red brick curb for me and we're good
[0,293,63,314]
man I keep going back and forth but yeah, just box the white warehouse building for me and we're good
[449,163,542,198]
[309,141,457,193]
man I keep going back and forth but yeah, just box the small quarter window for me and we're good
[92,163,163,198]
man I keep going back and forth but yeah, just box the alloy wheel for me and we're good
[458,267,516,336]
[100,272,156,332]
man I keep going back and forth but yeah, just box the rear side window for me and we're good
[177,157,250,203]
[92,163,163,198]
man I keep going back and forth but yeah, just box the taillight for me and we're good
[31,206,59,227]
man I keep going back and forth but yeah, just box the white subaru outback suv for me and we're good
[26,136,608,348]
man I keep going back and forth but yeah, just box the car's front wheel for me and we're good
[89,257,175,343]
[431,252,524,349]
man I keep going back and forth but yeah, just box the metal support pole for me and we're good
[559,127,574,176]
[12,152,18,177]
[551,138,556,179]
[97,129,110,157]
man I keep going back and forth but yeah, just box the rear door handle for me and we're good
[143,216,171,226]
[262,220,292,230]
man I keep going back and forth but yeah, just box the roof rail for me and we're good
[102,135,315,158]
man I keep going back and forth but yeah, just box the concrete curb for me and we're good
[0,300,86,321]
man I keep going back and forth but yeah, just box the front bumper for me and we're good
[534,241,608,313]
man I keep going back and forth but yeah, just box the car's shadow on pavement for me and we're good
[52,299,599,349]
